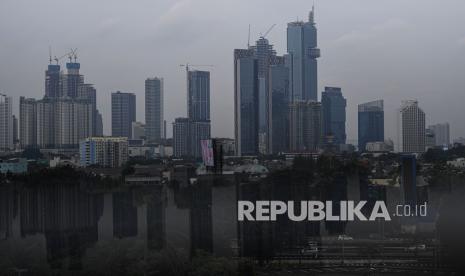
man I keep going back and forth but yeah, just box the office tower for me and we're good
[111,91,136,138]
[132,122,146,140]
[78,83,99,135]
[322,87,346,145]
[269,64,290,154]
[398,100,425,153]
[289,101,322,152]
[19,97,37,148]
[234,52,259,156]
[358,100,384,152]
[61,62,83,98]
[190,121,211,159]
[145,77,164,143]
[79,137,128,168]
[187,70,211,158]
[188,71,210,121]
[250,38,284,152]
[45,64,61,98]
[0,94,13,151]
[173,118,190,158]
[428,123,450,148]
[400,155,417,207]
[287,6,320,102]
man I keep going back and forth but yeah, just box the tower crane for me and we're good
[53,49,76,65]
[179,63,214,73]
[259,23,276,39]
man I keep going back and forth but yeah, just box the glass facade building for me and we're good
[358,100,384,151]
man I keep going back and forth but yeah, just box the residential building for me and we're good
[79,137,128,168]
[145,77,164,143]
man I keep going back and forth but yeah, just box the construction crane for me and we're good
[179,63,214,73]
[259,23,276,39]
[53,49,76,65]
[68,48,78,63]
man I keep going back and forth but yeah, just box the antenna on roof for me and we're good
[247,24,251,48]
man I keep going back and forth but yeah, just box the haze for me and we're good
[1,0,465,142]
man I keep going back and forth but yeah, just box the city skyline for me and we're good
[1,0,465,142]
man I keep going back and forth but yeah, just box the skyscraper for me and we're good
[322,87,346,145]
[54,98,93,148]
[358,100,384,152]
[428,123,450,148]
[234,51,259,156]
[289,101,322,152]
[78,83,99,135]
[269,63,290,154]
[173,117,190,158]
[187,70,211,158]
[398,100,425,153]
[19,97,37,148]
[45,64,61,98]
[190,121,211,159]
[61,62,83,98]
[111,91,136,138]
[287,6,320,102]
[188,71,210,121]
[0,94,13,151]
[145,77,164,143]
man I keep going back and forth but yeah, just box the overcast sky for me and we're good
[1,0,465,142]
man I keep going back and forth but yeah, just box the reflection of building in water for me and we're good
[0,185,16,239]
[13,183,103,270]
[113,191,138,238]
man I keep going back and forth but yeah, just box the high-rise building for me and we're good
[95,111,103,137]
[250,38,284,149]
[19,97,37,148]
[0,94,13,151]
[36,98,55,148]
[186,70,211,158]
[111,91,136,138]
[173,118,190,158]
[358,100,384,152]
[145,77,164,143]
[45,64,61,98]
[289,101,322,152]
[269,64,290,154]
[79,137,128,168]
[132,122,146,140]
[78,83,100,135]
[398,100,425,153]
[322,87,346,145]
[287,6,320,102]
[12,115,18,146]
[54,98,94,148]
[188,71,210,121]
[190,121,211,159]
[234,52,259,156]
[428,123,450,148]
[61,62,83,98]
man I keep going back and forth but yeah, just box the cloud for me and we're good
[332,18,410,45]
[458,36,465,47]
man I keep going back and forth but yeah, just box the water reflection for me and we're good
[0,167,464,274]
